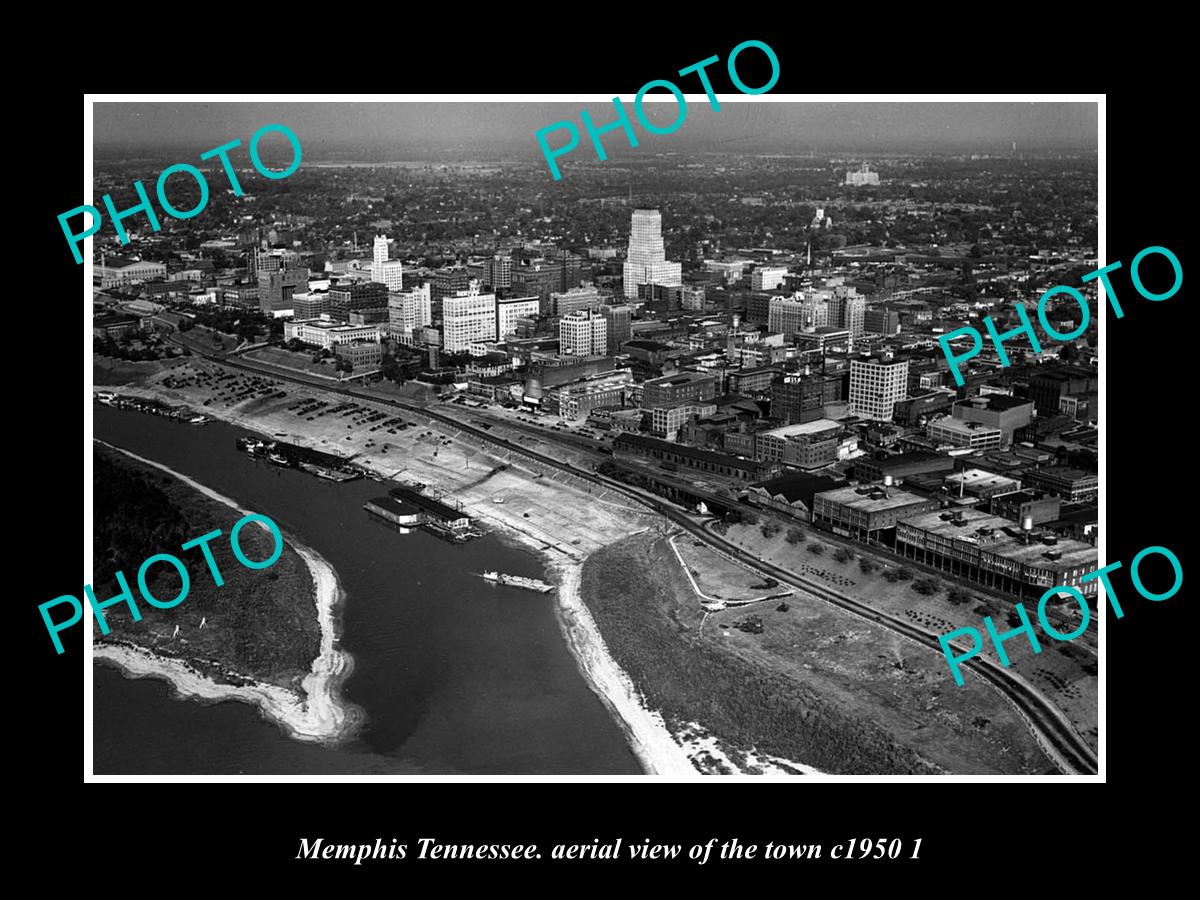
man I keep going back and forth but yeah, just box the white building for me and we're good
[559,310,608,357]
[284,318,381,350]
[768,293,829,335]
[927,416,1003,451]
[371,234,404,292]
[388,283,432,332]
[623,208,681,299]
[843,163,881,186]
[96,256,167,288]
[849,358,909,422]
[497,295,541,339]
[443,292,497,352]
[751,266,788,291]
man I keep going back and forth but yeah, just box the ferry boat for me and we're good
[481,571,555,594]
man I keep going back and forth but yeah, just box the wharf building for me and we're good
[612,433,773,482]
[371,235,404,292]
[623,209,682,300]
[442,292,498,353]
[894,507,1098,601]
[849,358,909,422]
[811,485,939,543]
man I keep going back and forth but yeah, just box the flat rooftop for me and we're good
[899,508,1097,571]
[815,485,934,512]
[946,469,1021,489]
[763,419,841,438]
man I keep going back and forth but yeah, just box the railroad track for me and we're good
[164,341,1100,775]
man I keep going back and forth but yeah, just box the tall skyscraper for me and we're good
[388,283,432,333]
[371,235,404,292]
[623,209,681,300]
[443,292,497,353]
[599,303,632,354]
[849,358,909,422]
[559,310,608,357]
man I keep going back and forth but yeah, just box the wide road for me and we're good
[166,341,1099,775]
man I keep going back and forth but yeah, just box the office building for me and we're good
[443,292,497,352]
[642,371,717,407]
[284,319,381,350]
[843,162,881,186]
[1024,466,1099,502]
[486,254,512,290]
[927,416,1003,451]
[599,304,632,354]
[795,327,852,354]
[497,295,541,339]
[328,281,388,322]
[623,209,682,299]
[431,266,470,321]
[258,264,309,316]
[768,294,828,334]
[864,308,902,335]
[849,358,909,421]
[559,310,608,357]
[952,395,1035,446]
[650,400,717,440]
[751,267,789,292]
[771,375,844,425]
[371,234,404,292]
[96,256,168,288]
[552,285,603,317]
[387,284,433,333]
[756,419,841,470]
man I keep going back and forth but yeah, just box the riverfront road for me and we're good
[161,342,1099,775]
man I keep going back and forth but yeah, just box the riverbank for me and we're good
[92,366,803,773]
[93,440,362,745]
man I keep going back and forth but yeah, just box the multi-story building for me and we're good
[927,415,1003,451]
[1029,367,1099,416]
[485,254,512,290]
[952,395,1035,446]
[95,256,168,288]
[811,485,939,542]
[511,261,564,315]
[944,469,1022,502]
[442,292,497,353]
[284,319,381,350]
[854,451,955,485]
[552,285,603,317]
[642,371,717,408]
[680,286,705,310]
[559,310,608,357]
[623,209,682,299]
[551,370,634,421]
[1024,466,1099,502]
[650,400,717,440]
[328,281,388,322]
[751,267,788,292]
[727,366,781,396]
[843,162,881,186]
[292,291,331,320]
[258,264,309,316]
[864,308,902,335]
[387,284,433,334]
[895,507,1098,601]
[768,294,828,335]
[756,419,841,470]
[771,374,845,425]
[795,327,852,355]
[334,340,384,368]
[849,358,909,422]
[990,490,1063,526]
[497,295,541,339]
[371,234,404,292]
[831,292,865,344]
[431,266,470,321]
[599,303,632,354]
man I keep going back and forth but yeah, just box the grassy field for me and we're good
[581,532,1057,775]
[718,522,1098,753]
[94,446,321,690]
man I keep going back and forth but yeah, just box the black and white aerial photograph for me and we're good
[85,98,1100,778]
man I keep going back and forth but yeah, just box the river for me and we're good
[92,406,641,775]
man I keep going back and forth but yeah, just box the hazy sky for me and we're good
[94,101,1098,157]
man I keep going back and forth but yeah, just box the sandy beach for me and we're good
[92,440,362,744]
[96,372,822,773]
